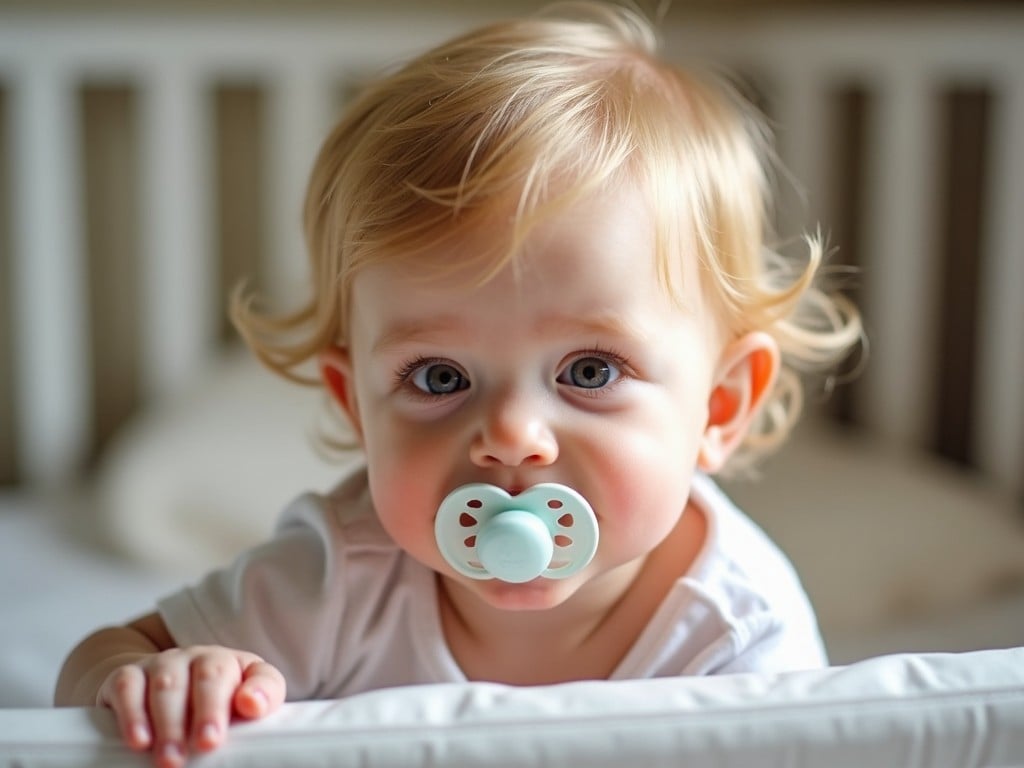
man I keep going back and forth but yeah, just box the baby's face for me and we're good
[340,183,723,611]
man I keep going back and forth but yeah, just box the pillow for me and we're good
[4,648,1023,768]
[95,349,351,575]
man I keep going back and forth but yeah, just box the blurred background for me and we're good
[1,0,1023,489]
[0,0,1022,706]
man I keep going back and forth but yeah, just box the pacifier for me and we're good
[435,483,599,583]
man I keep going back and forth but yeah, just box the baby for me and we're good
[56,3,861,766]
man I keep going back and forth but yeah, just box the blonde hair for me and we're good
[232,0,862,474]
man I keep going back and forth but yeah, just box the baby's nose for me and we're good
[469,395,558,468]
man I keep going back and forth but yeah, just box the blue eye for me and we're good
[411,363,468,394]
[559,356,620,389]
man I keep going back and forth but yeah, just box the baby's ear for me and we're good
[698,331,780,473]
[319,345,364,443]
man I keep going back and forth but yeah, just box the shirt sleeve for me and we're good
[157,492,348,700]
[687,474,831,675]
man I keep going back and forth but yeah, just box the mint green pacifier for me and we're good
[435,483,599,583]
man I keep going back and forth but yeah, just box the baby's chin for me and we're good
[442,571,587,613]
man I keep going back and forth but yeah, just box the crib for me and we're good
[1,4,1023,765]
[2,5,1023,493]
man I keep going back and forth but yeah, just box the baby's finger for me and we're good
[145,653,190,768]
[233,660,286,720]
[98,665,152,751]
[188,652,242,752]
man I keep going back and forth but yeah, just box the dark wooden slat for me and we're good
[215,84,267,344]
[81,85,142,465]
[933,87,991,466]
[825,85,869,426]
[0,87,18,486]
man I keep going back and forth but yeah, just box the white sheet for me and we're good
[2,648,1022,767]
[0,492,187,708]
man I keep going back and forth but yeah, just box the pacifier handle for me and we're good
[434,483,599,583]
[476,509,553,584]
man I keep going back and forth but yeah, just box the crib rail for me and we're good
[1,7,1022,496]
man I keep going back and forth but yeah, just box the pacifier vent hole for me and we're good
[464,535,477,548]
[459,513,478,527]
[557,513,574,528]
[554,535,573,548]
[467,499,483,509]
[547,499,563,509]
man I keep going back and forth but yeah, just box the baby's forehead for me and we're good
[351,184,709,316]
[346,235,720,367]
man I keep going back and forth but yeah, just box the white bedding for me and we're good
[3,648,1023,767]
[0,493,185,708]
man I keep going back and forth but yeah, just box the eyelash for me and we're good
[392,347,633,395]
[561,346,633,389]
[572,345,630,370]
[395,356,452,382]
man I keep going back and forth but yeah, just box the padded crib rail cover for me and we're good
[2,648,1022,768]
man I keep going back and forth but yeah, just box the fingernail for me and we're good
[131,723,150,747]
[159,742,184,765]
[248,688,269,714]
[199,723,219,746]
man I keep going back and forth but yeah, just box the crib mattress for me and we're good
[0,492,186,708]
[2,647,1023,767]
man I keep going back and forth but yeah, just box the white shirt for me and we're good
[158,469,827,700]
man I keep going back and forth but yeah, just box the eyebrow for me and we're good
[371,316,471,355]
[371,310,649,355]
[532,312,650,344]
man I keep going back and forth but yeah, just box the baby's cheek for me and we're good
[366,451,447,555]
[594,453,695,551]
[371,469,428,523]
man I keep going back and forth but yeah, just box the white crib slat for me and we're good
[860,71,940,449]
[9,66,92,485]
[976,74,1024,495]
[264,69,337,310]
[139,66,215,400]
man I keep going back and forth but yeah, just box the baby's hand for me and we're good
[96,645,286,768]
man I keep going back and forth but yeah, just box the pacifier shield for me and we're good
[435,483,599,583]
